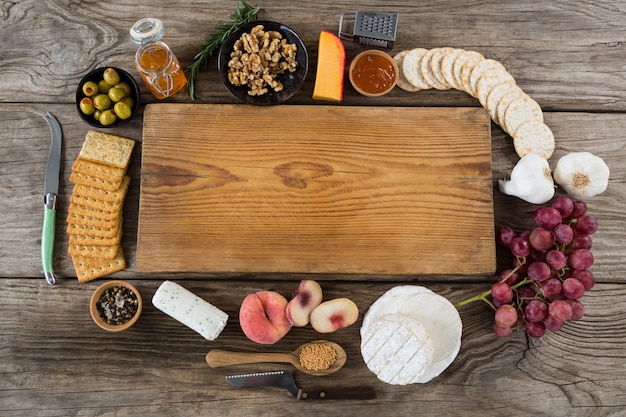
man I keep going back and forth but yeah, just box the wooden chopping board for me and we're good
[137,104,495,275]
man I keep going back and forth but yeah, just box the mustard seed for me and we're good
[299,342,337,371]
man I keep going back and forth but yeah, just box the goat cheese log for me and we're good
[152,280,228,341]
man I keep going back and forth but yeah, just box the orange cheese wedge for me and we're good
[312,31,346,103]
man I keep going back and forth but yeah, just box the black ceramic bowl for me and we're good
[75,67,141,128]
[218,21,308,105]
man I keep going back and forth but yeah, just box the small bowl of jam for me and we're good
[349,50,398,97]
[90,280,142,332]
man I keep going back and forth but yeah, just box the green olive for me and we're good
[108,87,126,103]
[114,102,132,120]
[99,109,117,126]
[93,109,102,122]
[93,94,112,111]
[115,82,131,96]
[79,97,95,115]
[98,80,112,94]
[123,96,134,108]
[103,68,120,86]
[82,81,99,97]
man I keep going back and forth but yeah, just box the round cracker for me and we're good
[420,48,449,90]
[503,94,544,136]
[458,54,486,95]
[467,59,507,98]
[452,50,484,91]
[429,47,455,89]
[496,89,526,130]
[402,48,431,90]
[440,48,465,90]
[513,120,555,159]
[394,51,421,92]
[476,68,516,108]
[485,82,522,126]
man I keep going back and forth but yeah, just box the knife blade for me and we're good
[42,112,62,286]
[225,371,376,400]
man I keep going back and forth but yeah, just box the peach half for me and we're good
[239,291,292,344]
[285,280,323,327]
[310,298,359,333]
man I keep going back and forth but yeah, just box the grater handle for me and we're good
[338,12,355,41]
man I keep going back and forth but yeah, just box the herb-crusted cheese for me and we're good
[152,280,228,341]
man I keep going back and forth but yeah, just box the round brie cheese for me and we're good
[360,285,462,384]
[361,314,434,385]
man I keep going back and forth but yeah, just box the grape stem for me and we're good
[454,278,535,309]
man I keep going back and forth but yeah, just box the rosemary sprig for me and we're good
[186,0,259,100]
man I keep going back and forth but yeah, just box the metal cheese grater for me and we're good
[339,12,399,49]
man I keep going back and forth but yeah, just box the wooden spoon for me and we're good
[205,340,347,376]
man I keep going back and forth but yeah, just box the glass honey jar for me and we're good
[130,18,187,100]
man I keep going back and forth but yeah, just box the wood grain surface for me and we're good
[137,104,494,275]
[1,1,626,416]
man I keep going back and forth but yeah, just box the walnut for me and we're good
[226,25,298,96]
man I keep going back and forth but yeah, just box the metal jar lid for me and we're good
[130,18,165,45]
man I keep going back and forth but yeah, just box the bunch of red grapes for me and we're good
[492,196,597,338]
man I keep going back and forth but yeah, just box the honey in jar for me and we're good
[130,18,187,100]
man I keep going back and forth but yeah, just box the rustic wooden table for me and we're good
[1,1,625,416]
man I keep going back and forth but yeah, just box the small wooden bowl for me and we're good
[90,280,142,332]
[349,49,399,97]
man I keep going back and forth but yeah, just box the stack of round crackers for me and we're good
[394,47,555,160]
[360,285,462,385]
[67,130,135,283]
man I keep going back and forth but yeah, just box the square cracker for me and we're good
[72,157,126,184]
[66,210,119,230]
[71,245,126,283]
[66,216,122,238]
[70,193,122,213]
[72,175,131,203]
[69,176,130,212]
[68,243,119,259]
[67,202,120,222]
[70,170,122,192]
[79,130,135,168]
[69,222,122,246]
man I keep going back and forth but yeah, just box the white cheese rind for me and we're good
[360,285,462,384]
[361,314,434,385]
[152,280,228,341]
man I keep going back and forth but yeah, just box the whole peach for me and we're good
[239,291,292,344]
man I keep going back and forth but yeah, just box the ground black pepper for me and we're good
[96,285,139,325]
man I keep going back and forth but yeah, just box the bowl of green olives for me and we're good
[76,67,141,128]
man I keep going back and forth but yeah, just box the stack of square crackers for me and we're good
[67,130,135,283]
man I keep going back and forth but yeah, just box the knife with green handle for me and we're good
[42,112,62,286]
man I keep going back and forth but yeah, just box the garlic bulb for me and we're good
[553,152,610,199]
[498,153,555,204]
